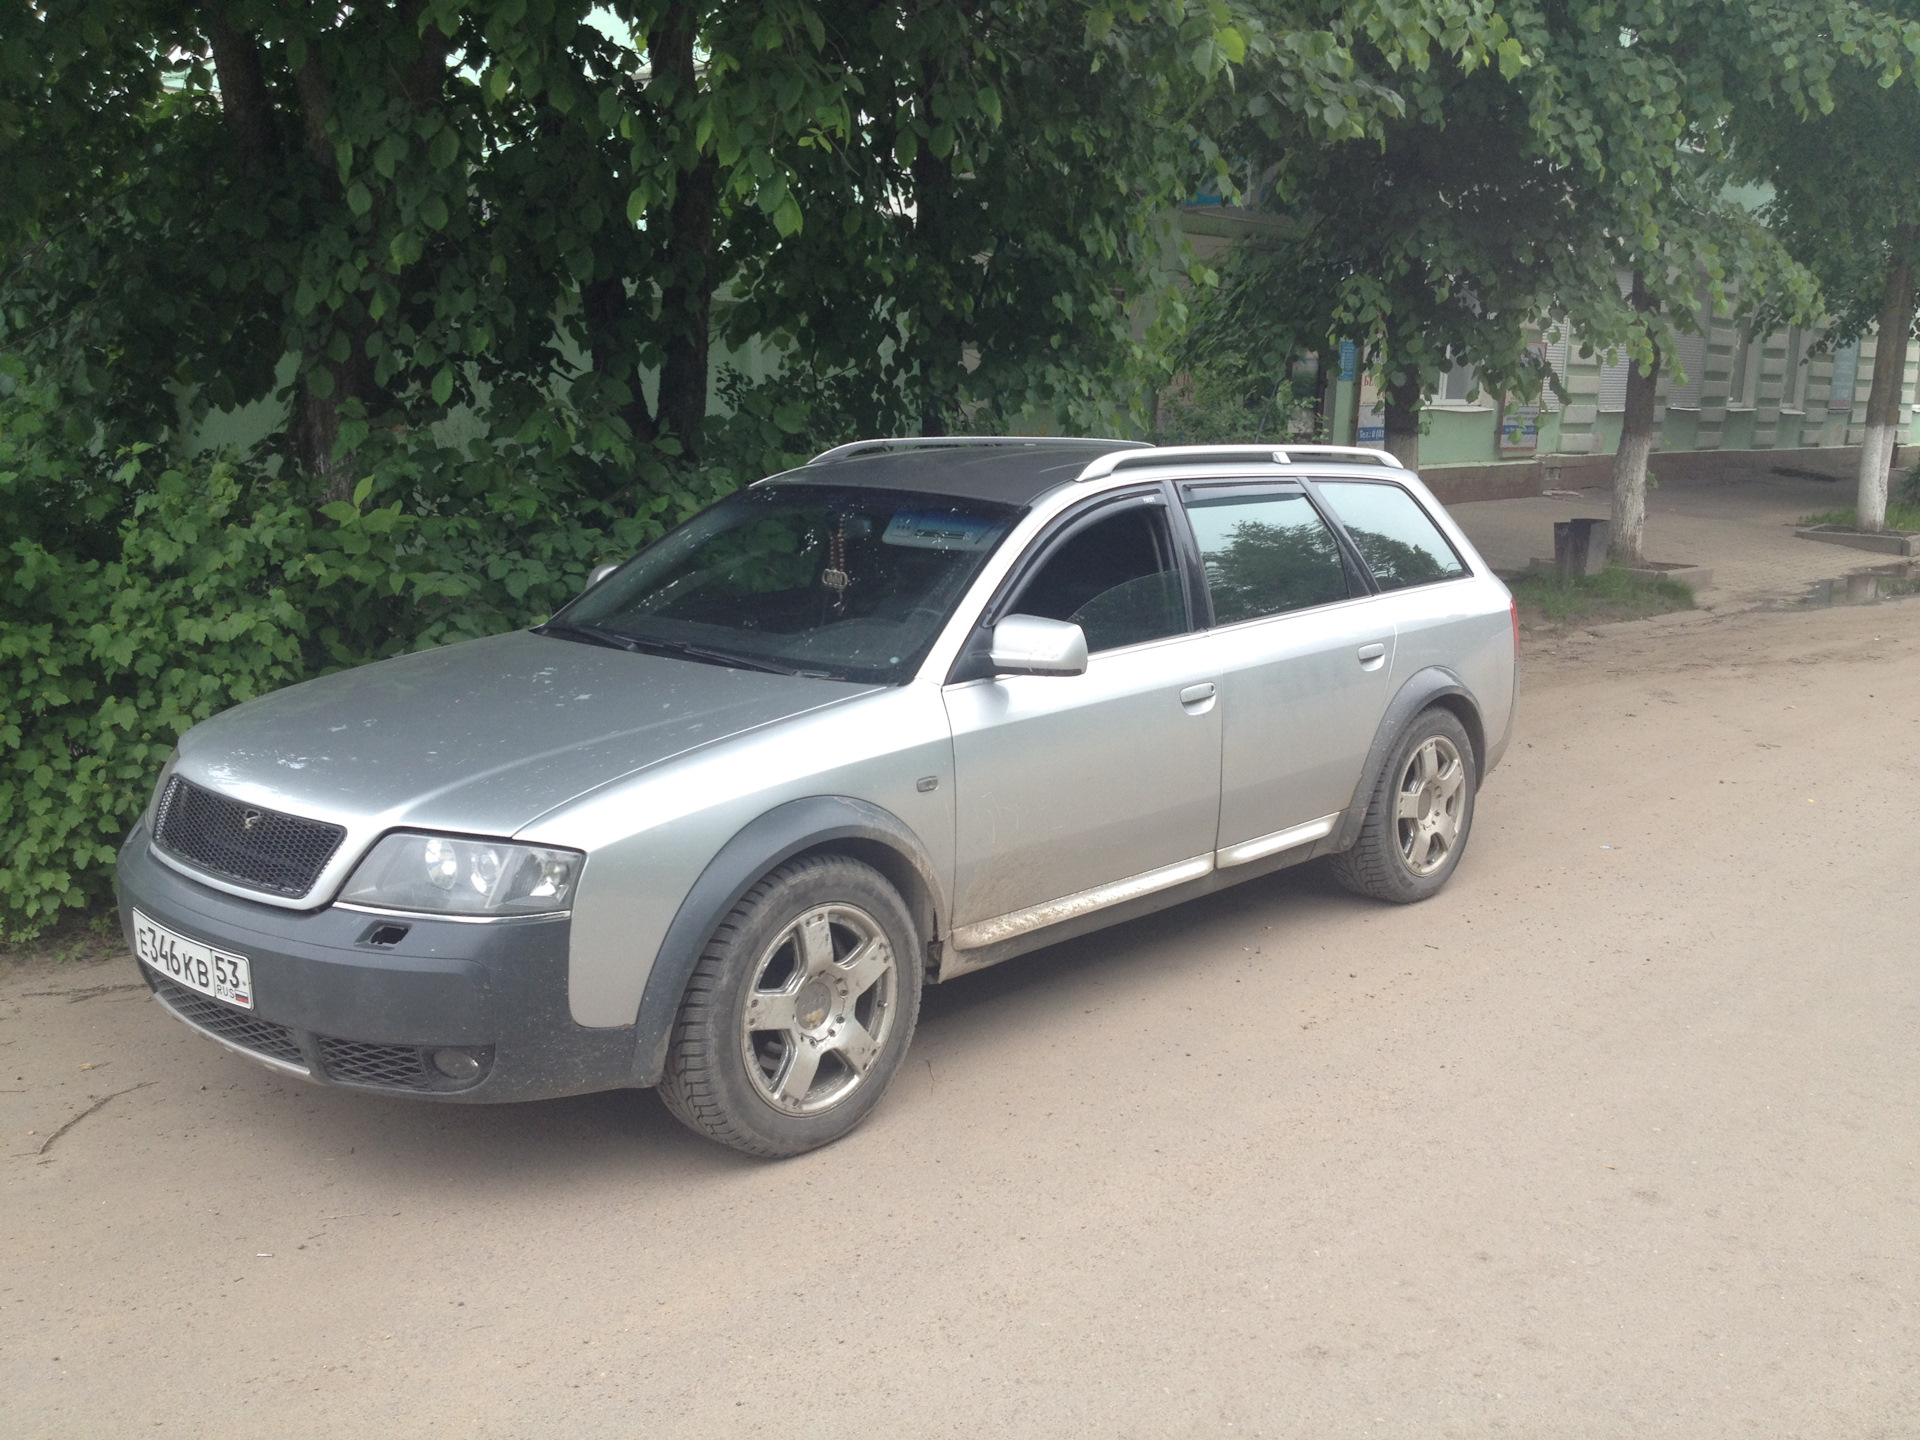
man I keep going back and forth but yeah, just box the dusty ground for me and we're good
[4,597,1918,1439]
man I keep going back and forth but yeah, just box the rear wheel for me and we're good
[1330,707,1477,903]
[658,855,923,1157]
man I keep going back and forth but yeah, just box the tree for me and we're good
[1735,5,1920,531]
[1181,0,1912,562]
[1192,53,1604,473]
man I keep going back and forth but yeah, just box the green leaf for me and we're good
[772,192,803,237]
[346,181,373,217]
[977,88,1002,124]
[431,367,455,406]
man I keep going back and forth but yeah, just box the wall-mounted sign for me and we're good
[1356,369,1385,445]
[1338,340,1357,382]
[1827,341,1860,418]
[1499,403,1540,453]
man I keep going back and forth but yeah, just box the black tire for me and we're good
[658,854,923,1157]
[1329,707,1478,904]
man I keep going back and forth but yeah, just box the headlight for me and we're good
[339,833,583,916]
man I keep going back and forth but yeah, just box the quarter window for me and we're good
[1316,481,1468,591]
[1183,489,1352,624]
[1007,506,1187,653]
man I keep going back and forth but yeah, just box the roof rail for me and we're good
[807,436,1150,466]
[1274,445,1397,466]
[1074,443,1398,483]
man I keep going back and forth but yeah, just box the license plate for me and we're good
[133,909,253,1009]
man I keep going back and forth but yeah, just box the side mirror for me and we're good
[585,561,622,590]
[989,614,1088,677]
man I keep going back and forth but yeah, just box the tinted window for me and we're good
[1184,489,1351,624]
[1010,506,1187,652]
[556,484,1017,683]
[1316,480,1468,590]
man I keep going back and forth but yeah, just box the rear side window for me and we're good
[1182,488,1352,624]
[1316,480,1468,590]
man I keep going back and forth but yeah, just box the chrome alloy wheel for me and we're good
[740,904,898,1116]
[1394,734,1466,876]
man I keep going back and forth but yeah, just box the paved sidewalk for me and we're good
[1445,470,1889,608]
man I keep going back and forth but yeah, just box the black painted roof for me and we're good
[760,438,1151,508]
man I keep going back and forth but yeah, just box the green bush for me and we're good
[0,375,769,939]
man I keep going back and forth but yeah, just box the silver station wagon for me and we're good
[117,438,1518,1155]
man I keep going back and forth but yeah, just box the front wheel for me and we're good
[658,855,923,1157]
[1330,707,1477,903]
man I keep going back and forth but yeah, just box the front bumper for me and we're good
[115,826,638,1102]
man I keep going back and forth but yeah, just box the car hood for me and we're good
[175,629,879,838]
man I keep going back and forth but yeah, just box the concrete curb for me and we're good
[1794,526,1920,557]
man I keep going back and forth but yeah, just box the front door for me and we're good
[943,497,1221,946]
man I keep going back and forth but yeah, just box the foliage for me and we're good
[1184,0,1917,445]
[1152,356,1318,444]
[1736,0,1920,348]
[1508,566,1695,627]
[1799,504,1920,530]
[0,370,737,939]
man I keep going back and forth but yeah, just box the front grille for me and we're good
[149,974,309,1071]
[153,776,345,898]
[318,1039,436,1091]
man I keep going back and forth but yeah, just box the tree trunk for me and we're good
[646,0,718,456]
[1312,350,1331,441]
[289,45,362,499]
[911,134,964,437]
[283,18,449,498]
[1382,359,1422,471]
[1857,249,1915,531]
[581,276,658,452]
[1610,272,1661,565]
[202,6,277,180]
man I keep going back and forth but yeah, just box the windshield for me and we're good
[548,484,1021,683]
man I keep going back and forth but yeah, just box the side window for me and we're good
[1316,480,1468,590]
[1008,506,1187,652]
[1183,488,1352,624]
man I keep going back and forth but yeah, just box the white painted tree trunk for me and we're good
[1610,273,1660,566]
[1856,423,1896,531]
[1856,253,1913,532]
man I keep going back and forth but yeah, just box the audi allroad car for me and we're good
[117,438,1518,1156]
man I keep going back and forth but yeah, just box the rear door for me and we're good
[1177,480,1396,864]
[1309,477,1481,691]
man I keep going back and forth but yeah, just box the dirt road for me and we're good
[5,599,1917,1439]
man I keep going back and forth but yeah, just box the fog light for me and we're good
[431,1047,482,1080]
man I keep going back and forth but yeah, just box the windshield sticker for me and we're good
[882,513,1000,551]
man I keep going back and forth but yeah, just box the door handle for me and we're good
[1179,682,1216,705]
[1356,643,1387,664]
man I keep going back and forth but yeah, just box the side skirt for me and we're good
[936,814,1345,981]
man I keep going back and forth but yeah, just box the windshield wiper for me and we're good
[538,621,826,677]
[535,620,642,653]
[661,641,825,677]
